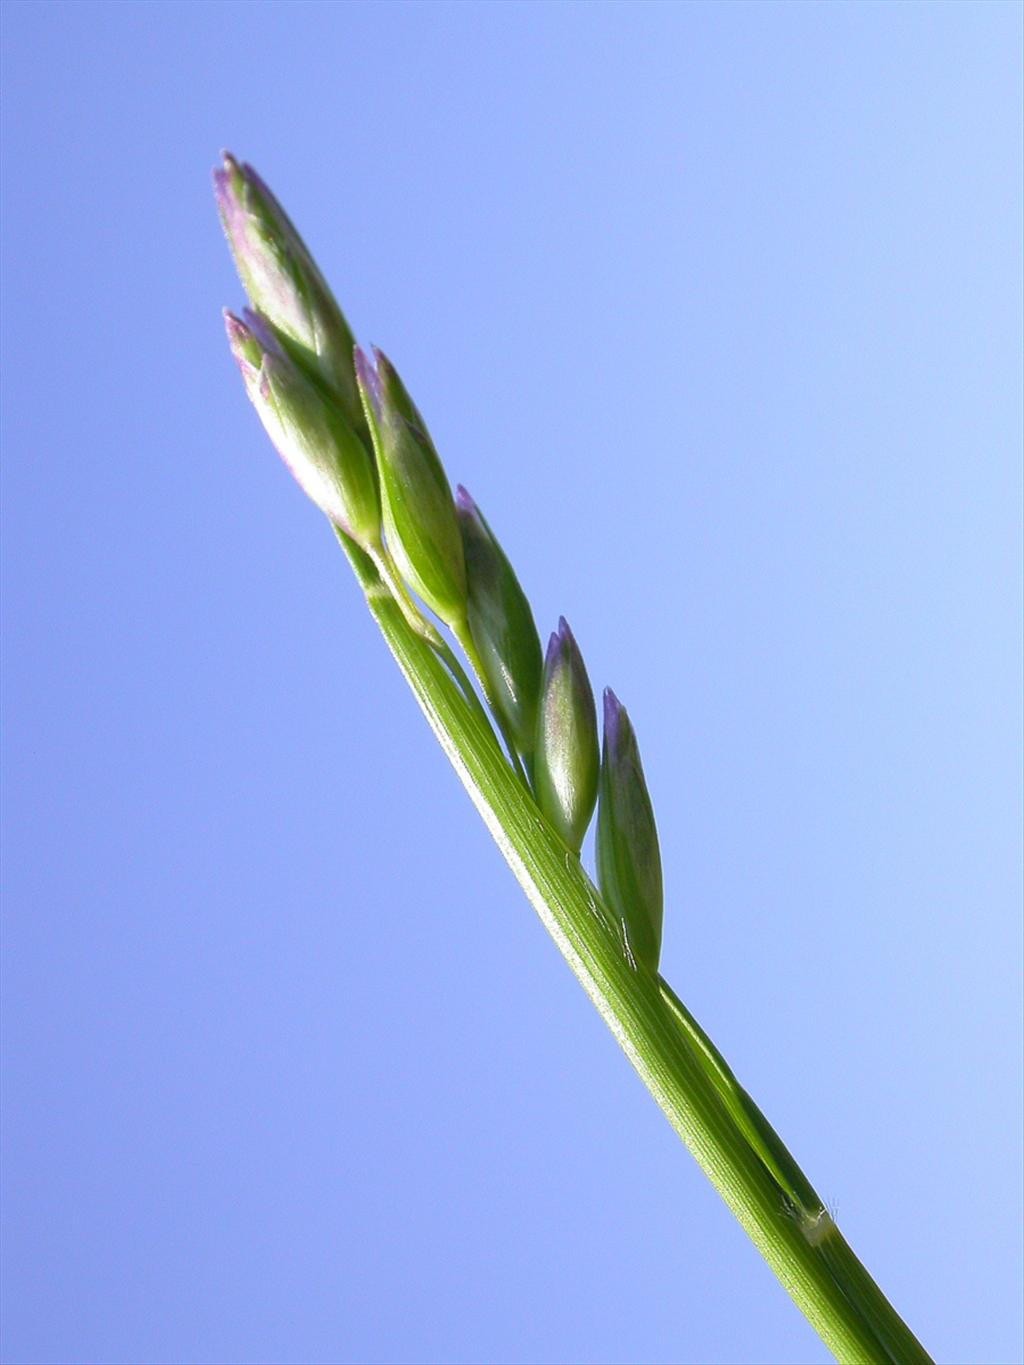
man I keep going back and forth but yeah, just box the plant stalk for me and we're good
[336,528,931,1365]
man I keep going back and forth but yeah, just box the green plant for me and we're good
[214,152,932,1365]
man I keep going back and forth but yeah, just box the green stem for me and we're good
[338,532,932,1365]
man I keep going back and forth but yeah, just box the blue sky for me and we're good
[2,3,1021,1362]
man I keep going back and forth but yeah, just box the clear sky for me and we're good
[2,3,1021,1363]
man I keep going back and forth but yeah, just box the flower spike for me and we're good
[455,487,543,769]
[355,346,467,632]
[533,618,599,853]
[596,688,663,971]
[214,153,364,435]
[224,309,380,550]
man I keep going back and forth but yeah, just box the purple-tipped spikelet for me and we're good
[354,346,383,418]
[225,309,380,550]
[355,346,467,630]
[214,153,364,434]
[533,618,599,853]
[596,688,663,971]
[455,487,543,767]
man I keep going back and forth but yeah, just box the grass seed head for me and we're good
[596,688,663,972]
[214,153,365,437]
[225,308,381,550]
[534,618,599,853]
[456,487,543,768]
[356,346,468,632]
